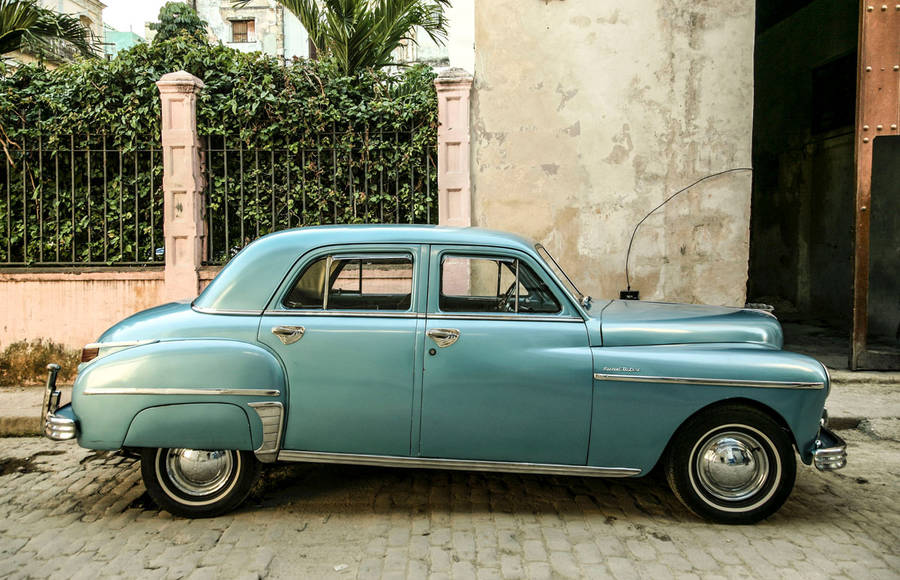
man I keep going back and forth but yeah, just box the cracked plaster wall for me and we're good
[471,1,755,306]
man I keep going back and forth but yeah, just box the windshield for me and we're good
[535,244,586,304]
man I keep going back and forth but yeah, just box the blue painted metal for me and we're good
[589,344,828,471]
[124,404,253,450]
[420,244,592,464]
[598,300,783,349]
[60,225,833,481]
[72,339,285,450]
[97,301,261,343]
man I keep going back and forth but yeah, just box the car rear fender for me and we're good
[71,339,286,458]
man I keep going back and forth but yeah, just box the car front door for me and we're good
[259,244,428,457]
[419,246,593,465]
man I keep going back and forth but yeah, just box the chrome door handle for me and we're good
[427,328,460,348]
[271,325,305,345]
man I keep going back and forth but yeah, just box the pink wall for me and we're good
[0,267,224,349]
[0,270,165,348]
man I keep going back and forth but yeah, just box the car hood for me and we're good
[586,300,783,348]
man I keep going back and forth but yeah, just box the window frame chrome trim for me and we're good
[592,373,825,390]
[83,387,281,397]
[276,450,641,478]
[428,313,584,323]
[263,310,423,319]
[330,253,412,261]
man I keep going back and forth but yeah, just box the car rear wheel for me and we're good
[140,448,260,518]
[664,405,796,524]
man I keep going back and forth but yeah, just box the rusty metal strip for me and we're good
[851,3,900,369]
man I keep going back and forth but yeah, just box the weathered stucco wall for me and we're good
[471,1,754,306]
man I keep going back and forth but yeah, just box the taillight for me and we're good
[81,346,99,363]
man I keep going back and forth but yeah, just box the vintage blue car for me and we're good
[42,225,846,523]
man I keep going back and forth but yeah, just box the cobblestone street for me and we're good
[1,430,898,580]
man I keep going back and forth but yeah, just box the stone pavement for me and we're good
[0,428,898,580]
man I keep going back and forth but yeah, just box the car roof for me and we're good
[255,224,537,252]
[194,225,539,312]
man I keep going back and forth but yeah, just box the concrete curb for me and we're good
[830,369,900,386]
[0,416,41,437]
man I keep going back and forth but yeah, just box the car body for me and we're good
[43,225,846,522]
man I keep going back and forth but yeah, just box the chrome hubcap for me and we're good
[695,431,769,502]
[165,449,234,497]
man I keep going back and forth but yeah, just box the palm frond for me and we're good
[235,0,450,75]
[0,0,98,58]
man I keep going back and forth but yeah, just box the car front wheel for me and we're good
[140,448,260,518]
[664,405,796,524]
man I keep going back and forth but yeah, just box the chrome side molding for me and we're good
[276,450,642,478]
[83,339,158,351]
[83,387,281,397]
[593,373,825,390]
[248,402,284,463]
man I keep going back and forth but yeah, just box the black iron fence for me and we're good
[0,134,164,267]
[202,125,437,265]
[0,126,437,267]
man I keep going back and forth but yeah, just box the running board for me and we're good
[276,450,641,478]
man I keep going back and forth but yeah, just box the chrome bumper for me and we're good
[812,425,846,471]
[42,363,76,441]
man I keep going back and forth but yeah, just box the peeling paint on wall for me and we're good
[471,1,754,306]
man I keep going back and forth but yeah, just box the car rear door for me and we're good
[419,245,593,465]
[259,244,428,457]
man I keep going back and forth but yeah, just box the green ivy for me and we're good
[0,34,437,266]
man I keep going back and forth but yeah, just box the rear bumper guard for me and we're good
[42,363,76,441]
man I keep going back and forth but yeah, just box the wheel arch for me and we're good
[653,397,797,473]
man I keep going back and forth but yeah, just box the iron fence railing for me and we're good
[0,134,164,267]
[202,126,438,265]
[0,127,438,268]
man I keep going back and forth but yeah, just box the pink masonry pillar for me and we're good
[434,68,473,228]
[435,68,474,294]
[157,71,206,301]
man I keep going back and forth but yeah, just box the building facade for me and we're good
[192,0,309,61]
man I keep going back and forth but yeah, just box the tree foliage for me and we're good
[148,1,208,44]
[0,0,98,58]
[0,35,438,265]
[238,0,450,75]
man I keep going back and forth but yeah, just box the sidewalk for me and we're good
[2,371,898,439]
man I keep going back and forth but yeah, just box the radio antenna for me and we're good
[624,167,752,293]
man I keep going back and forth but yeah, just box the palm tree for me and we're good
[237,0,450,75]
[0,0,98,58]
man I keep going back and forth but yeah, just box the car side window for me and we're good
[284,253,413,311]
[440,255,561,314]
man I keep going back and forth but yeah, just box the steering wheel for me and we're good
[498,281,517,312]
